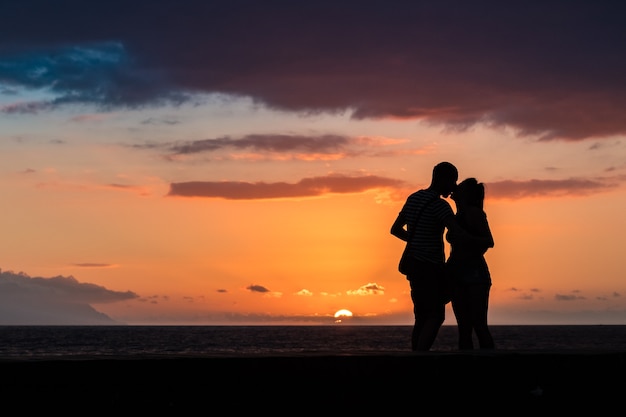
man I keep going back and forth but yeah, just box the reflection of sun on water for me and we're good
[334,309,353,324]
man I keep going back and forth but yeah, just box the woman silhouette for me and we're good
[446,178,495,350]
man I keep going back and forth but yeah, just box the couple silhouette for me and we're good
[391,162,495,351]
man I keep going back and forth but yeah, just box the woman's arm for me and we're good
[464,208,494,253]
[469,208,494,248]
[446,210,494,250]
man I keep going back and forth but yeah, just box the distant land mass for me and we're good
[0,299,118,325]
[0,269,137,325]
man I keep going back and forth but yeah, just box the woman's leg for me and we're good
[451,285,474,350]
[468,284,494,349]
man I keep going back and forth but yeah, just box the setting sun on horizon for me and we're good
[334,309,354,324]
[334,309,354,318]
[1,1,626,326]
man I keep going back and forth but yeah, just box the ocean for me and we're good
[2,324,625,358]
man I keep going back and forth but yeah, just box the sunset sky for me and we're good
[1,0,625,325]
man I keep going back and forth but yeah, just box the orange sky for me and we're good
[1,1,625,325]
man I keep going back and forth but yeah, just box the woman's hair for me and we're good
[458,177,485,209]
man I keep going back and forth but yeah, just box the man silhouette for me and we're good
[391,162,468,351]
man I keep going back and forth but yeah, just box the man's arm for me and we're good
[390,212,409,242]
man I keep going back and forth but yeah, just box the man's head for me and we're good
[431,162,458,197]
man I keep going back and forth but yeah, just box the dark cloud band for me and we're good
[1,1,625,140]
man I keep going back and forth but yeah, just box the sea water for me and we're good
[1,325,625,358]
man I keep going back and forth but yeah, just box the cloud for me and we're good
[0,41,186,111]
[246,285,270,293]
[555,294,587,301]
[133,133,402,162]
[0,269,138,325]
[166,134,352,156]
[1,1,625,140]
[141,116,180,126]
[138,294,169,305]
[72,263,116,268]
[168,174,403,199]
[347,283,385,296]
[486,177,620,199]
[245,284,282,298]
[1,101,54,114]
[167,172,623,201]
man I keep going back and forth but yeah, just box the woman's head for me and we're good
[452,177,485,209]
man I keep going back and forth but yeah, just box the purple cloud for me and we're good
[168,174,403,199]
[1,1,625,140]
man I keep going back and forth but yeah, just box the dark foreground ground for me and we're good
[2,350,624,412]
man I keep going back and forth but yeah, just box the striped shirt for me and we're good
[399,189,454,264]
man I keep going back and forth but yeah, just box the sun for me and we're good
[334,309,353,318]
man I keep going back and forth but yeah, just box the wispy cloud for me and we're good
[167,173,623,201]
[168,174,404,199]
[487,177,620,199]
[132,134,406,162]
[167,134,351,155]
[72,263,117,268]
[555,294,587,301]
